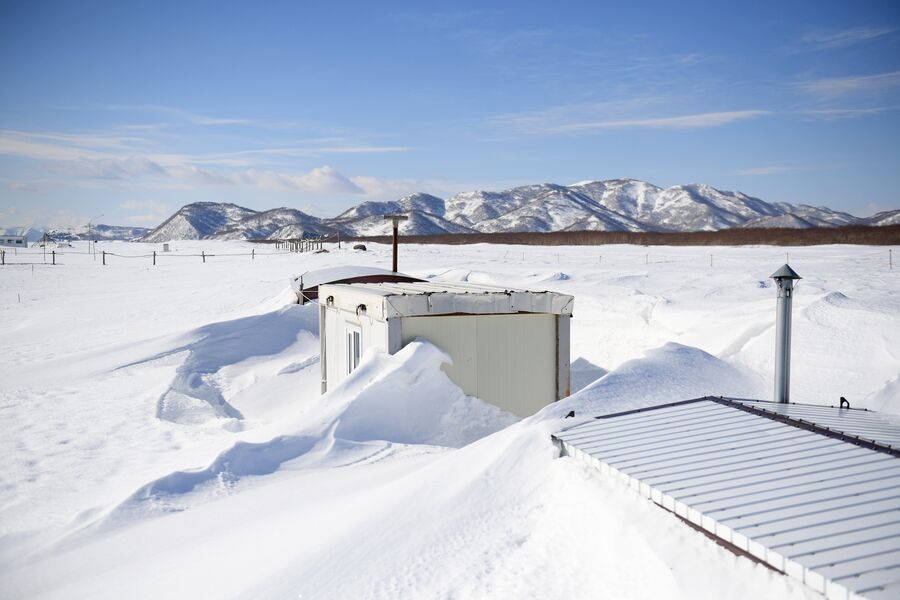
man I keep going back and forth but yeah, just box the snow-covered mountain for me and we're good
[142,202,257,242]
[215,208,333,240]
[330,193,476,236]
[142,203,335,242]
[137,179,893,241]
[321,179,872,235]
[20,224,151,242]
[863,209,900,226]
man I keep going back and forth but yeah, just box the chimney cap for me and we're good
[770,264,801,280]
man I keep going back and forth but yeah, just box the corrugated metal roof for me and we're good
[727,399,900,453]
[553,397,900,600]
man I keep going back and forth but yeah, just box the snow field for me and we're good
[1,239,895,599]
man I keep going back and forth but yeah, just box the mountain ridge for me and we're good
[59,178,895,242]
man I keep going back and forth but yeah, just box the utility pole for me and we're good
[383,214,408,273]
[87,213,103,259]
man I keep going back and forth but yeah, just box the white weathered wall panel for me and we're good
[400,313,557,417]
[323,304,389,391]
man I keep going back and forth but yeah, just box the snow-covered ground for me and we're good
[0,240,896,599]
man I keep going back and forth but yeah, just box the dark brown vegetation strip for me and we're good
[340,225,900,247]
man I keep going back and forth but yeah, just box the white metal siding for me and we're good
[400,313,557,417]
[323,305,389,391]
[554,399,900,600]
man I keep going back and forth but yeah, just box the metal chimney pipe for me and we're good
[383,214,408,273]
[770,264,801,403]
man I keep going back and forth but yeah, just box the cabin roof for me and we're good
[319,281,574,318]
[553,396,900,599]
[291,266,423,293]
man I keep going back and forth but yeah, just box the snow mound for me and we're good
[821,291,850,305]
[541,271,571,281]
[334,341,519,447]
[545,342,762,419]
[866,374,900,414]
[570,357,608,393]
[431,268,497,284]
[121,304,320,425]
[90,340,518,532]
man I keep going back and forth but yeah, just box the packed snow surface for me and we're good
[1,240,897,599]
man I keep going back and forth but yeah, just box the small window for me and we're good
[346,327,361,374]
[16,240,22,244]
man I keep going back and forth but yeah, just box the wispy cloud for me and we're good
[0,204,89,230]
[675,53,709,66]
[799,106,899,120]
[0,128,415,198]
[0,130,423,200]
[734,165,802,176]
[217,144,411,160]
[119,199,169,212]
[46,156,168,180]
[44,154,367,195]
[555,110,770,132]
[118,200,172,225]
[799,27,895,51]
[6,181,41,192]
[101,104,255,127]
[494,106,770,135]
[0,129,408,164]
[797,70,900,99]
[0,130,111,161]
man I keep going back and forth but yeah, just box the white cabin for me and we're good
[0,235,27,248]
[318,281,574,417]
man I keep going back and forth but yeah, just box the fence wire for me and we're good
[0,244,894,270]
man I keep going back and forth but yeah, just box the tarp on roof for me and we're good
[289,266,425,303]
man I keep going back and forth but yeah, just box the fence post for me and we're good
[890,249,893,270]
[153,251,156,266]
[252,248,255,260]
[710,254,713,268]
[202,251,206,263]
[52,250,56,265]
[102,250,106,265]
[1,250,4,265]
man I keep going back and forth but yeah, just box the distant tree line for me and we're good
[343,225,900,247]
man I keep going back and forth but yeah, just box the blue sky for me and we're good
[1,0,899,228]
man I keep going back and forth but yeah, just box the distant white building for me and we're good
[0,234,27,248]
[318,281,574,417]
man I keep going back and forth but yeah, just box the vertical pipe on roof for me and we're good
[383,214,408,273]
[391,224,399,272]
[319,301,328,394]
[771,264,801,403]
